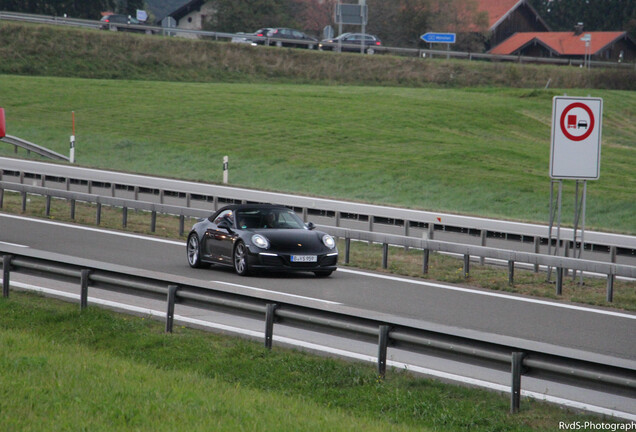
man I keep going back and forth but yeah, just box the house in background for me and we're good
[161,0,216,38]
[489,29,636,62]
[475,0,550,49]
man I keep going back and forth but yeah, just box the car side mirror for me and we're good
[218,220,233,232]
[305,222,316,230]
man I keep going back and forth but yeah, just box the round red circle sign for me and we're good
[559,102,595,142]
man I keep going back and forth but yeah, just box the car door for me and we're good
[202,210,236,264]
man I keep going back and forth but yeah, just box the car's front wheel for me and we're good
[233,241,251,276]
[187,233,203,268]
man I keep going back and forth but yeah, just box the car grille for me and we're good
[261,255,284,266]
[320,255,338,267]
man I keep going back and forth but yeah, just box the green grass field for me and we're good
[0,291,612,431]
[1,75,635,234]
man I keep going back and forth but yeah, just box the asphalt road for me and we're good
[1,212,634,368]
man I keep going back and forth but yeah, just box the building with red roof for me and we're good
[489,30,636,62]
[475,0,550,48]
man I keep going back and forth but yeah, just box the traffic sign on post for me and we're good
[550,96,603,179]
[420,33,456,44]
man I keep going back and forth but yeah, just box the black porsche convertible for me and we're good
[186,204,338,277]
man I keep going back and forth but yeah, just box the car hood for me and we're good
[250,229,330,252]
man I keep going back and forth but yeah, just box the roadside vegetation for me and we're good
[0,291,618,431]
[1,22,635,89]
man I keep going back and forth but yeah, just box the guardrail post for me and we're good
[2,255,12,298]
[80,269,91,310]
[533,237,540,273]
[382,243,389,269]
[122,207,128,228]
[463,254,470,278]
[556,267,563,296]
[88,180,92,194]
[111,183,116,197]
[151,211,157,232]
[510,352,526,413]
[134,186,139,201]
[95,202,102,225]
[265,303,278,349]
[21,191,27,211]
[179,215,185,237]
[606,271,615,303]
[609,246,617,263]
[302,207,307,223]
[345,238,351,264]
[65,178,70,191]
[427,224,434,240]
[70,199,76,220]
[404,221,410,251]
[165,285,178,333]
[335,211,341,227]
[480,230,487,265]
[0,185,4,208]
[159,189,164,204]
[45,195,51,216]
[422,248,430,274]
[508,260,515,285]
[377,325,390,379]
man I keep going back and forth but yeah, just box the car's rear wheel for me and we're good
[314,270,333,278]
[233,241,250,276]
[187,233,203,268]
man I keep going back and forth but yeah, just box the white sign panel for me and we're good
[550,96,603,180]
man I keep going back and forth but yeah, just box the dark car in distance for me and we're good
[187,204,338,277]
[264,28,318,49]
[99,14,154,34]
[319,33,382,54]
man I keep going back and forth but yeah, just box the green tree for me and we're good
[210,0,300,33]
[530,0,636,36]
[0,0,144,18]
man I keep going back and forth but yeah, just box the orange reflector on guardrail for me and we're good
[0,108,5,138]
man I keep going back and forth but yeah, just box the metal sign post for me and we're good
[547,96,602,285]
[334,0,368,53]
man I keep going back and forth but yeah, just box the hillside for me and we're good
[0,21,635,89]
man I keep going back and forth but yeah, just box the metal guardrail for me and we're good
[1,181,634,301]
[1,10,634,70]
[1,244,634,415]
[1,159,635,254]
[0,135,69,161]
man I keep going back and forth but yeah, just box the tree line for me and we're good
[0,0,144,18]
[1,0,634,45]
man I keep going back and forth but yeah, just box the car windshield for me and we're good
[236,208,305,230]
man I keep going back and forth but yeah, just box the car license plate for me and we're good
[291,255,317,263]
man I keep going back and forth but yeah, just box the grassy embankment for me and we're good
[0,291,618,431]
[1,75,634,234]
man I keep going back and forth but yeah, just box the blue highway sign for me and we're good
[420,32,456,43]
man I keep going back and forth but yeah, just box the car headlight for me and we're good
[251,234,270,249]
[322,234,336,249]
